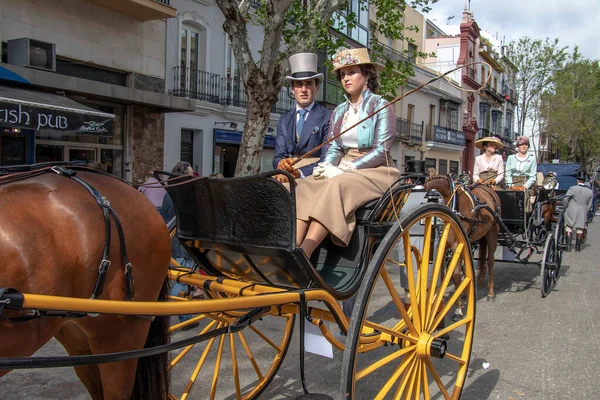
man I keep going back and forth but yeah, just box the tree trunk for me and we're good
[234,81,280,176]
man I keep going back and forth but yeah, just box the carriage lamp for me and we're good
[542,176,557,190]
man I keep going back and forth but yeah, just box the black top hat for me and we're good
[576,171,587,181]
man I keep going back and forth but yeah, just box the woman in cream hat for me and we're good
[473,136,504,186]
[288,47,399,257]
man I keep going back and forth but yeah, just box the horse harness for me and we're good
[0,164,136,322]
[453,182,501,239]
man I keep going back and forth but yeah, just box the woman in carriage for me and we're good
[473,136,504,186]
[505,136,537,191]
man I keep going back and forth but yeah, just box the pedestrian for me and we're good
[563,172,593,252]
[139,171,167,212]
[273,52,331,183]
[160,161,200,329]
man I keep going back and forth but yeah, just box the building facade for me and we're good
[0,0,193,182]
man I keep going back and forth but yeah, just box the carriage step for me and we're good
[295,394,334,400]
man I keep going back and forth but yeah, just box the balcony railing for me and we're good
[375,41,408,64]
[395,118,422,143]
[83,0,176,21]
[171,66,294,115]
[154,0,170,4]
[426,125,465,146]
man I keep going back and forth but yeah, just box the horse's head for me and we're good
[424,174,452,204]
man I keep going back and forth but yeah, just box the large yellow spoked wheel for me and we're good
[167,279,295,399]
[341,202,476,399]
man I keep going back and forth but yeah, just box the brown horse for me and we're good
[425,175,501,301]
[0,169,171,399]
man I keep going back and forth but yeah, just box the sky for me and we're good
[424,0,600,60]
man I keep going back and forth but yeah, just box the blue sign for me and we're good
[433,126,465,146]
[214,129,275,149]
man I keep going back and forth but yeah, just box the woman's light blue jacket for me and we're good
[504,153,537,188]
[323,88,396,169]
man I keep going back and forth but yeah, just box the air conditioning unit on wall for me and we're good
[7,38,56,72]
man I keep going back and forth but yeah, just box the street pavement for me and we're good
[1,220,600,399]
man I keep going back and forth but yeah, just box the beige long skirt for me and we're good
[295,149,400,246]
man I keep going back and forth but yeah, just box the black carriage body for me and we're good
[164,172,409,300]
[497,190,526,234]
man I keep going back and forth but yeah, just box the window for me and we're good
[408,43,418,62]
[225,39,244,105]
[429,104,436,127]
[333,0,369,46]
[180,25,201,95]
[404,155,415,171]
[407,104,415,126]
[493,77,498,92]
[450,160,459,175]
[181,129,194,165]
[481,66,486,85]
[440,100,459,130]
[425,158,436,172]
[438,159,448,175]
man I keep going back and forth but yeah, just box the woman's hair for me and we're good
[209,172,225,179]
[335,64,380,93]
[172,161,191,175]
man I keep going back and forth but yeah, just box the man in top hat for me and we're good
[273,53,331,182]
[563,171,593,251]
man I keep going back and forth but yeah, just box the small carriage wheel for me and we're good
[167,222,296,400]
[553,213,564,281]
[341,203,476,400]
[540,233,557,298]
[167,288,296,400]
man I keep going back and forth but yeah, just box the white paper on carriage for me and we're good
[304,322,334,358]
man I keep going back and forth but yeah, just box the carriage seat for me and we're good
[163,171,410,300]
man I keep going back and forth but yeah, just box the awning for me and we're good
[0,85,114,136]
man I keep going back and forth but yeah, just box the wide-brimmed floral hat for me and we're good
[474,136,504,150]
[331,47,383,72]
[516,136,530,146]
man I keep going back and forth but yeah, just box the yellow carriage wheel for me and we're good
[341,202,476,400]
[168,286,295,400]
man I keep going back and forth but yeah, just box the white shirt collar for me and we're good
[296,102,315,113]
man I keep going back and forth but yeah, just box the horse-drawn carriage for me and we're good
[0,163,477,399]
[425,169,563,301]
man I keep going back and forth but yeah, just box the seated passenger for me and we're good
[505,136,537,191]
[473,136,504,186]
[281,48,400,258]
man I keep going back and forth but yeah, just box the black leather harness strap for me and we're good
[50,166,135,301]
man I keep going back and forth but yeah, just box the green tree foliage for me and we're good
[215,0,437,176]
[505,37,568,138]
[542,49,600,168]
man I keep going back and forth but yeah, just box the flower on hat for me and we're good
[516,136,530,146]
[332,50,360,69]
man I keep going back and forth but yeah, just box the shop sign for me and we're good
[433,126,465,146]
[0,102,112,136]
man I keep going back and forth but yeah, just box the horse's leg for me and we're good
[0,319,62,378]
[449,240,464,321]
[477,236,488,287]
[487,229,498,300]
[85,317,155,400]
[55,321,103,399]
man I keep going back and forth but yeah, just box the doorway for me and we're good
[214,144,238,177]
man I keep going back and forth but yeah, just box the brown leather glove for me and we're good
[277,158,295,172]
[477,179,484,184]
[511,185,526,191]
[274,174,289,183]
[276,158,301,179]
[489,179,496,186]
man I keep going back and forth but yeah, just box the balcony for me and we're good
[83,0,176,21]
[374,42,408,64]
[426,125,465,146]
[395,118,422,143]
[171,66,295,115]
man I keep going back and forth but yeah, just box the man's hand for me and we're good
[489,179,496,186]
[511,185,526,191]
[274,174,289,183]
[277,158,295,172]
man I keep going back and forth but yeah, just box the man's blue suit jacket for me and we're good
[272,102,331,177]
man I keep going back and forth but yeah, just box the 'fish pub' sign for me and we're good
[0,102,113,136]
